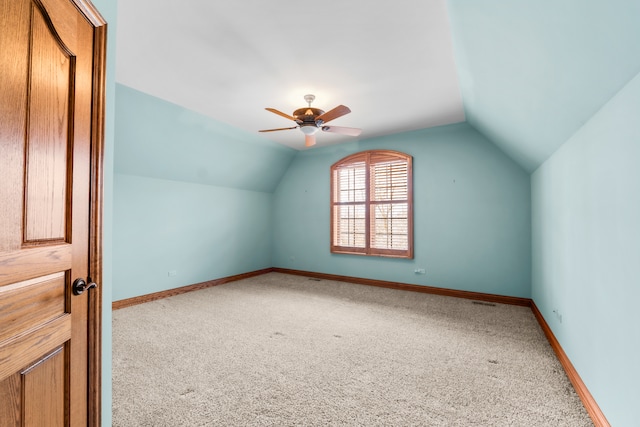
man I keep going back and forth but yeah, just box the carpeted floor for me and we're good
[112,272,592,426]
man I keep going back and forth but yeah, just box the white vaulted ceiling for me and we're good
[115,0,465,151]
[116,0,640,170]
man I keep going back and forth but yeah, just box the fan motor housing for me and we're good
[293,107,324,123]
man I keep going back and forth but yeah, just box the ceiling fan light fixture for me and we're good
[299,125,320,135]
[260,94,361,146]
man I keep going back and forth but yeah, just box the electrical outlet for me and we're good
[168,270,177,277]
[414,268,426,274]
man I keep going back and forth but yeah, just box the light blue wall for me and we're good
[107,2,638,424]
[448,0,640,172]
[113,174,273,301]
[112,85,294,300]
[273,124,532,298]
[532,72,640,427]
[115,84,295,192]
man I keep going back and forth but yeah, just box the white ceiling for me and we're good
[115,0,465,150]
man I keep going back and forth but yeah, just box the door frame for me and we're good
[72,0,107,424]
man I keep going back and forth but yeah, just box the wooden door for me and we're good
[0,0,105,425]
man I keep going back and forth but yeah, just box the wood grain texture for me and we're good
[273,267,532,307]
[531,302,610,427]
[112,268,274,310]
[0,373,21,427]
[0,0,30,253]
[23,348,65,427]
[1,0,106,424]
[86,10,107,425]
[0,244,72,287]
[0,315,71,383]
[0,272,65,343]
[23,4,72,243]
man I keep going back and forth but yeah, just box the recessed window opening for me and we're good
[331,150,413,258]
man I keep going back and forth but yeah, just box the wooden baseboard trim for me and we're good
[112,268,274,310]
[272,267,531,307]
[274,268,608,425]
[530,302,610,427]
[111,266,607,425]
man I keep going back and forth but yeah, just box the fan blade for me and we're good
[315,105,351,124]
[305,134,316,147]
[321,125,362,136]
[265,108,297,121]
[259,126,298,132]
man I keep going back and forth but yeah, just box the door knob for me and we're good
[72,278,98,296]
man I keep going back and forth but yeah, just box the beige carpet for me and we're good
[112,272,592,426]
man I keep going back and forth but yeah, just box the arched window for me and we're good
[330,150,413,258]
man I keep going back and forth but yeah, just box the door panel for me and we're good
[0,272,66,343]
[0,314,71,383]
[23,348,65,427]
[0,373,20,427]
[0,244,72,287]
[24,2,74,244]
[0,0,105,425]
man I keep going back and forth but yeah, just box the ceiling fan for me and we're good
[259,94,362,147]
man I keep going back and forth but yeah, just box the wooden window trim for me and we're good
[330,150,413,259]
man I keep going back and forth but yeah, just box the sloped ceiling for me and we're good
[448,0,640,172]
[115,0,464,151]
[115,0,640,172]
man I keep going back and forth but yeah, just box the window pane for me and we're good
[331,150,412,258]
[334,204,366,248]
[336,162,366,203]
[371,160,408,201]
[371,203,408,250]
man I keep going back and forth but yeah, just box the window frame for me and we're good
[330,150,413,259]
